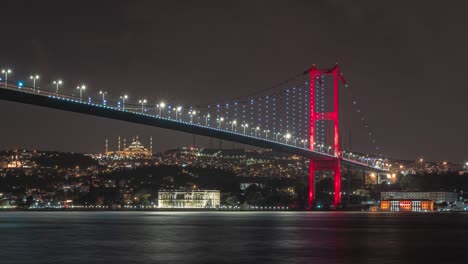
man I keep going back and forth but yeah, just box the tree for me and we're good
[25,195,34,208]
[225,195,239,206]
[244,184,265,205]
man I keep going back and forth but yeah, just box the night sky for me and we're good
[1,0,467,163]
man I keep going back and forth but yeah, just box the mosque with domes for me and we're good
[105,136,152,159]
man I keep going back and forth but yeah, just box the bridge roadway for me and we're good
[0,86,389,173]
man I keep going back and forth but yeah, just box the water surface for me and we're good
[0,211,467,264]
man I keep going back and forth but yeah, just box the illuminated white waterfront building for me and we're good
[158,190,220,208]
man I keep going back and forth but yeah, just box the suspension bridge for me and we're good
[0,64,390,209]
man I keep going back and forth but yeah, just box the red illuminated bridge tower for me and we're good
[308,64,346,209]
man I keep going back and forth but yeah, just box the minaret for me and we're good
[123,138,127,149]
[118,136,121,152]
[105,138,108,153]
[150,136,153,154]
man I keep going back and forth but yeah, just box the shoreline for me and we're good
[1,208,464,213]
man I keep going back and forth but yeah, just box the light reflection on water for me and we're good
[0,211,467,264]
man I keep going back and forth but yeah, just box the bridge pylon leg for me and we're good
[308,159,315,209]
[308,158,341,210]
[333,159,341,209]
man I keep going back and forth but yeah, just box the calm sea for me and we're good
[0,211,467,264]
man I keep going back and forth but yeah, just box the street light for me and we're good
[53,80,62,95]
[419,158,424,170]
[275,132,281,141]
[2,69,11,88]
[255,126,260,137]
[158,102,166,116]
[189,110,197,123]
[264,130,269,139]
[120,95,128,110]
[139,99,147,113]
[230,120,237,131]
[241,123,248,134]
[320,144,325,153]
[30,75,40,92]
[284,133,291,144]
[99,91,107,105]
[76,85,86,101]
[175,106,182,120]
[204,114,210,126]
[217,117,224,129]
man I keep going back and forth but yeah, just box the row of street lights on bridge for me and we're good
[2,68,66,95]
[1,69,116,107]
